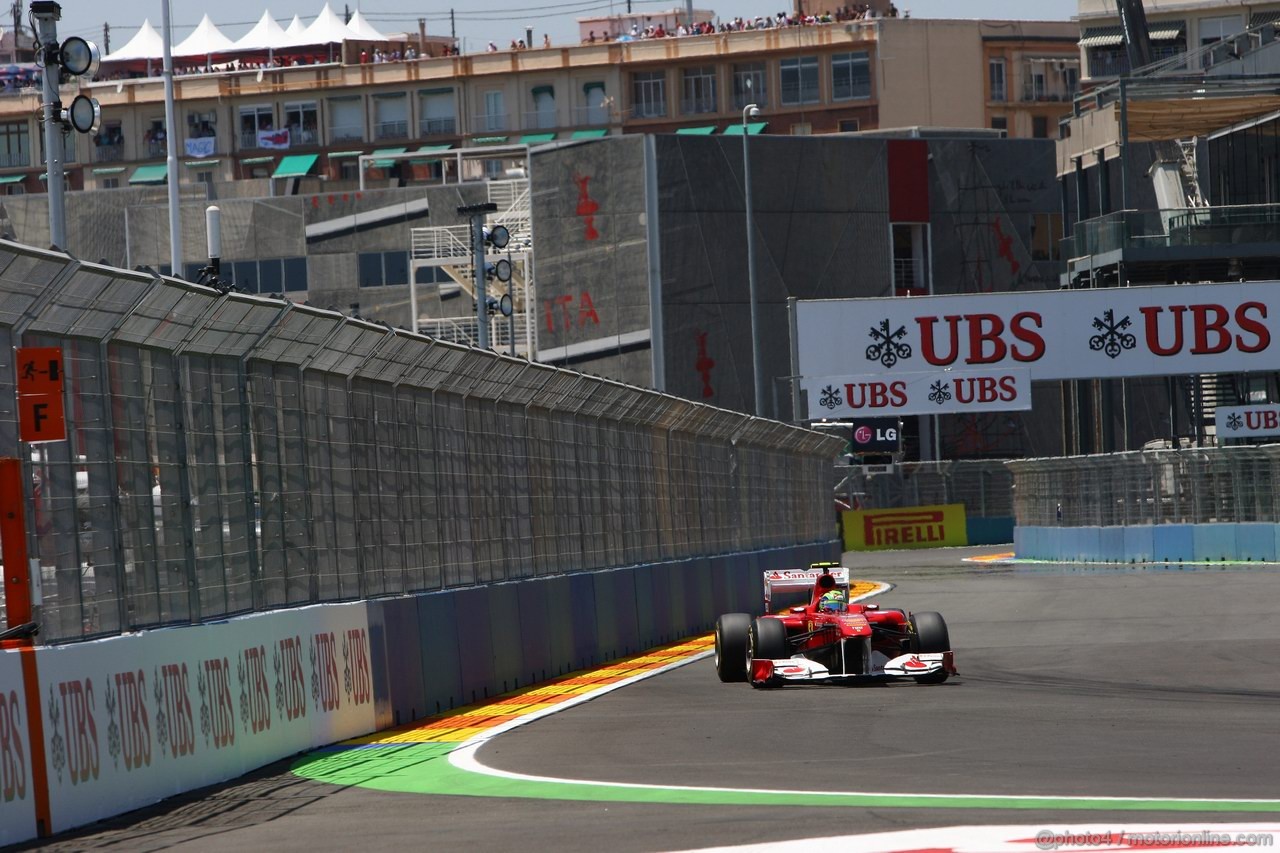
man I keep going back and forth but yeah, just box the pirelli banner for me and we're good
[795,282,1280,418]
[843,503,968,551]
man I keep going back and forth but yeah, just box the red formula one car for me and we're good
[714,562,957,687]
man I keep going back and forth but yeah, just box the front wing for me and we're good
[749,651,956,686]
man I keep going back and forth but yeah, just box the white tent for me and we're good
[284,15,307,41]
[296,3,358,45]
[104,19,164,61]
[346,10,387,41]
[173,13,236,57]
[235,10,290,51]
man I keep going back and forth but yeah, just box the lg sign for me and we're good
[796,281,1280,384]
[851,418,899,453]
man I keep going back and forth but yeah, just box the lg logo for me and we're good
[854,425,897,445]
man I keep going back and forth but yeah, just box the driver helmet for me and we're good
[819,589,845,612]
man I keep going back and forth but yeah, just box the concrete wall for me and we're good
[1015,523,1280,563]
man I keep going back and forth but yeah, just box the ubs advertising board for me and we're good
[32,602,376,836]
[843,504,968,551]
[0,649,36,846]
[795,281,1280,418]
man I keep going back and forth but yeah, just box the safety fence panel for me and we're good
[840,459,1015,520]
[0,241,843,642]
[1008,445,1280,527]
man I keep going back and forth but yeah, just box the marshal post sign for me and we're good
[795,282,1280,417]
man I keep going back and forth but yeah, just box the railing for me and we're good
[681,96,717,115]
[836,460,1014,518]
[472,113,509,133]
[329,123,364,143]
[892,257,918,291]
[731,92,767,110]
[1069,204,1280,259]
[92,142,124,163]
[0,150,28,168]
[630,103,667,119]
[146,140,168,158]
[374,120,409,140]
[573,105,610,125]
[419,116,457,135]
[523,110,558,130]
[1020,82,1074,102]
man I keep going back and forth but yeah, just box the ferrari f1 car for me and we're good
[714,562,957,687]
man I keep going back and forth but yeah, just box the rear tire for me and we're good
[910,611,950,684]
[715,613,751,683]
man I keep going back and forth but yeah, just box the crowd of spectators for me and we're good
[580,4,899,43]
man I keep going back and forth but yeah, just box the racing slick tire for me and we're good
[910,610,950,684]
[715,613,752,682]
[748,617,789,689]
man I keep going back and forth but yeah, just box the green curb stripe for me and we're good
[290,744,1280,812]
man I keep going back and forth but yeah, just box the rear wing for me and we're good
[763,566,850,611]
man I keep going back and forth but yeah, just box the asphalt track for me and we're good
[17,546,1280,852]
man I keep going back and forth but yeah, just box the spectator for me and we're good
[543,33,551,48]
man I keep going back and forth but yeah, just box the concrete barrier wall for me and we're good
[1016,523,1280,563]
[4,540,839,844]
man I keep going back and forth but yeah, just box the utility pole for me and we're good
[31,2,65,248]
[450,9,456,42]
[343,3,351,25]
[102,22,109,56]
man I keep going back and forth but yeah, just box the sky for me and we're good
[42,0,1079,57]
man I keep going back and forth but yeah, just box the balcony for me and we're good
[522,110,557,130]
[472,113,509,133]
[374,120,409,140]
[573,105,611,126]
[0,150,28,168]
[629,103,667,120]
[681,96,717,115]
[419,116,457,136]
[146,140,167,158]
[330,124,364,143]
[92,142,124,163]
[1020,82,1075,103]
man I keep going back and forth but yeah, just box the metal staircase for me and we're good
[409,178,536,356]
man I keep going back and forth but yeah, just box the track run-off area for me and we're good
[17,546,1280,852]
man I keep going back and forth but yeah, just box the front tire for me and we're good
[715,613,752,682]
[910,610,950,684]
[748,617,789,689]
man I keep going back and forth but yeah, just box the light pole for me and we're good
[742,102,764,417]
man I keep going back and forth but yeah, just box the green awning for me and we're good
[472,136,508,145]
[184,159,220,168]
[272,153,318,178]
[531,85,554,97]
[328,150,364,160]
[420,86,453,96]
[409,143,453,164]
[369,147,407,168]
[571,128,609,139]
[91,166,126,175]
[519,132,556,145]
[0,174,24,184]
[241,156,274,165]
[128,164,169,184]
[675,125,717,135]
[722,122,767,136]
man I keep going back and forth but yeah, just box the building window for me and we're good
[328,96,364,143]
[0,120,30,168]
[284,101,319,146]
[339,159,359,181]
[732,62,766,109]
[101,177,119,190]
[1032,115,1049,139]
[682,66,717,114]
[358,251,410,287]
[1031,212,1063,261]
[632,71,666,118]
[581,82,607,125]
[780,57,820,106]
[1199,14,1243,46]
[482,90,506,131]
[93,121,124,163]
[530,85,556,129]
[989,58,1006,102]
[373,93,409,140]
[193,169,214,188]
[790,122,812,135]
[991,116,1007,136]
[419,88,456,135]
[239,105,274,149]
[144,118,167,159]
[839,119,860,132]
[832,51,871,101]
[226,257,308,293]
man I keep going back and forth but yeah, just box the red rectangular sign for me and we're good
[15,347,64,395]
[18,391,66,442]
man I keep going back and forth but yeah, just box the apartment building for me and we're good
[0,15,1078,197]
